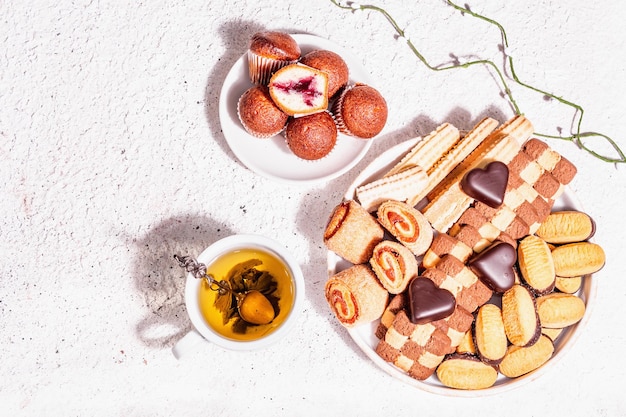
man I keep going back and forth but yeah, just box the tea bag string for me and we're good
[173,254,231,294]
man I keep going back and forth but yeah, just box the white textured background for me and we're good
[2,0,625,415]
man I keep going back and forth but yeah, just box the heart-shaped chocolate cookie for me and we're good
[468,241,517,293]
[407,277,456,324]
[460,161,509,208]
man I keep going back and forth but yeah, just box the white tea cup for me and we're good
[173,234,305,358]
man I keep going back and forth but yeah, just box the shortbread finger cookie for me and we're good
[517,235,556,295]
[473,303,508,365]
[406,117,500,207]
[377,200,433,256]
[554,275,582,294]
[501,284,541,347]
[375,310,452,380]
[356,165,428,213]
[551,242,605,277]
[437,353,498,390]
[370,240,418,294]
[536,293,586,329]
[324,200,385,264]
[498,334,554,378]
[456,331,476,354]
[384,122,461,178]
[325,264,389,327]
[536,211,595,244]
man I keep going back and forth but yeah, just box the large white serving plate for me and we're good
[218,34,374,186]
[327,138,597,396]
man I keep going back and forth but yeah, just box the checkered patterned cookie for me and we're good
[375,310,452,380]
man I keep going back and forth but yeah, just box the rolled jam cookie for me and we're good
[324,200,385,264]
[370,240,418,294]
[325,264,389,328]
[377,200,433,256]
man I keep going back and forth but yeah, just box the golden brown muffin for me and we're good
[300,49,349,98]
[248,31,301,85]
[332,84,387,139]
[237,85,288,138]
[285,111,337,160]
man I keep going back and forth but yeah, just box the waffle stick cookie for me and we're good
[355,122,461,212]
[425,115,533,202]
[355,165,428,213]
[422,128,527,233]
[404,117,500,207]
[384,122,461,178]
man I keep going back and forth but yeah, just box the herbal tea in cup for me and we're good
[174,234,304,354]
[198,247,295,341]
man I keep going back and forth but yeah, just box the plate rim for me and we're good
[327,138,598,396]
[217,33,374,186]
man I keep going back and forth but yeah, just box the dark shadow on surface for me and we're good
[130,214,233,348]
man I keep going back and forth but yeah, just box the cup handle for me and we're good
[172,329,206,360]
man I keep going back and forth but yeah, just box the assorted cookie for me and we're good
[323,115,606,390]
[237,31,387,160]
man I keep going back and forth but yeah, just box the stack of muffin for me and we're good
[237,31,388,161]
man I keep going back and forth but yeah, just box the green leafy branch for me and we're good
[329,0,625,164]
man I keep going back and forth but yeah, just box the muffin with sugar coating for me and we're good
[285,111,337,160]
[332,83,387,139]
[237,85,288,138]
[248,31,301,85]
[300,49,349,98]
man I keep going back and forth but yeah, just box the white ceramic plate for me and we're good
[327,138,598,396]
[218,34,374,186]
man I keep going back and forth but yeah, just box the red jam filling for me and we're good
[273,76,321,106]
